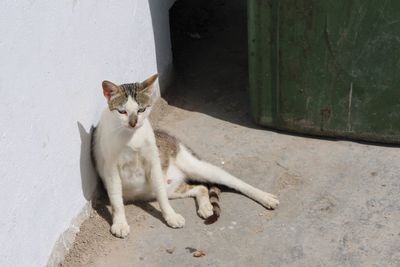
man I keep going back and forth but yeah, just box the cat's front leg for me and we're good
[148,151,185,228]
[103,168,130,238]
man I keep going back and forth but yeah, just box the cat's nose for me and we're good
[128,115,138,128]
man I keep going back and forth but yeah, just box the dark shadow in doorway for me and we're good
[165,0,257,128]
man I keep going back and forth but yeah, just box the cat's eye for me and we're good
[138,107,146,113]
[117,110,127,115]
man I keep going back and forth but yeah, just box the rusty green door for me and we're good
[248,0,400,143]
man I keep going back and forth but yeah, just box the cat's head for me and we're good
[102,74,158,130]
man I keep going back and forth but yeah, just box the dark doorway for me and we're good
[166,0,252,127]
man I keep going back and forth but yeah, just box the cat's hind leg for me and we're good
[168,183,214,219]
[175,145,279,209]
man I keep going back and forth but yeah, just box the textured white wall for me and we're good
[0,1,174,266]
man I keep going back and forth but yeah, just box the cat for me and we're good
[92,74,279,238]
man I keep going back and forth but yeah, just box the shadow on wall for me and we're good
[148,0,175,93]
[77,122,98,201]
[77,122,113,226]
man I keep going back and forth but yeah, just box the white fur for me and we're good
[165,163,186,194]
[174,145,279,209]
[94,105,185,238]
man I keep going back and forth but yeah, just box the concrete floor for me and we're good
[61,0,400,266]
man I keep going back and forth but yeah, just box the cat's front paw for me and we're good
[165,213,185,228]
[259,192,280,209]
[111,221,130,238]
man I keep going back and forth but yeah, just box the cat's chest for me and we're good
[117,147,148,185]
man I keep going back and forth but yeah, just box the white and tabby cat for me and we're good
[92,74,279,238]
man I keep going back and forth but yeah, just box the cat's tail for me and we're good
[176,144,279,210]
[204,185,221,224]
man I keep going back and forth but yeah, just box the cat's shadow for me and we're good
[77,122,113,225]
[93,189,167,227]
[77,122,97,201]
[91,187,167,228]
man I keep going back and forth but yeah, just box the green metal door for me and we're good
[248,0,400,143]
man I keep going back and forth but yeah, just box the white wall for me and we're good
[0,1,175,266]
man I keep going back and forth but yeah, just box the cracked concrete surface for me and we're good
[61,0,400,266]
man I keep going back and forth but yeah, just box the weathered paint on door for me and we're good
[248,0,400,143]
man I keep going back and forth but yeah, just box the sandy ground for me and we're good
[61,0,400,266]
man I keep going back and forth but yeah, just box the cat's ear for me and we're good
[102,80,120,100]
[139,74,158,95]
